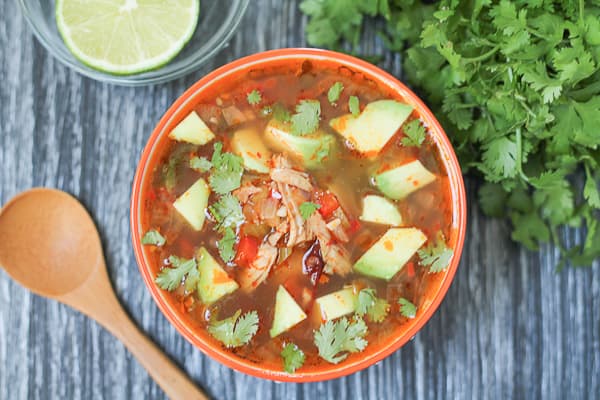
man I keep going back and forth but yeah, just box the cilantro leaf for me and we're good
[299,201,321,220]
[478,182,508,218]
[356,288,389,323]
[247,89,262,105]
[209,142,244,194]
[208,310,259,348]
[189,156,212,172]
[418,233,454,273]
[584,167,600,209]
[328,82,344,104]
[281,343,305,373]
[141,229,166,246]
[401,119,426,147]
[348,95,360,116]
[209,194,244,232]
[398,298,417,319]
[217,227,237,263]
[291,100,321,135]
[314,317,368,364]
[155,256,197,291]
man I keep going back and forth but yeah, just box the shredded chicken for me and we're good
[326,218,350,243]
[234,184,261,203]
[239,231,283,291]
[307,213,351,276]
[239,154,353,290]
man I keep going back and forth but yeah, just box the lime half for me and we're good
[56,0,200,75]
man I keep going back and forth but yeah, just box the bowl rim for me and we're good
[130,48,467,382]
[17,0,250,86]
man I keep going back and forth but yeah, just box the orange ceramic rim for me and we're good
[130,48,467,382]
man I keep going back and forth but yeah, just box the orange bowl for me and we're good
[130,48,467,382]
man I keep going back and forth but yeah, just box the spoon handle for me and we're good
[103,306,209,400]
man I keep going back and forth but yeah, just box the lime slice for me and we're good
[55,0,200,75]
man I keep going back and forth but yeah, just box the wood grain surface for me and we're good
[0,1,598,399]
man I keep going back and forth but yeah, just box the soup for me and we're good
[140,61,454,373]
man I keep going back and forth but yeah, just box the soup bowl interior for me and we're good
[131,48,466,382]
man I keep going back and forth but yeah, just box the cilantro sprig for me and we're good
[398,298,417,319]
[247,89,262,105]
[401,119,426,148]
[155,255,199,292]
[208,310,259,348]
[328,82,344,104]
[301,0,600,267]
[299,201,321,220]
[281,343,305,373]
[356,288,389,323]
[291,100,321,136]
[217,227,237,263]
[141,229,165,247]
[209,142,244,194]
[418,233,454,273]
[314,317,368,364]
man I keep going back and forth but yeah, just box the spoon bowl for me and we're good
[0,189,99,296]
[0,188,207,400]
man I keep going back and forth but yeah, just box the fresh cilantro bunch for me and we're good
[301,0,600,267]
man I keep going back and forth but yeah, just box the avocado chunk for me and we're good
[374,160,436,200]
[359,195,403,226]
[314,287,357,322]
[168,111,216,145]
[196,247,239,304]
[173,178,210,231]
[269,285,307,338]
[264,119,335,168]
[354,228,427,280]
[329,100,413,155]
[231,128,272,174]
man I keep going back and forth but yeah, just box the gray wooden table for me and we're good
[1,1,599,399]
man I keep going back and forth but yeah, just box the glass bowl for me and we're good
[17,0,250,86]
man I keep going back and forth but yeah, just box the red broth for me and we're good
[141,62,453,372]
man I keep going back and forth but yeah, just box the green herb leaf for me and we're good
[155,256,197,291]
[348,95,360,116]
[356,288,389,323]
[209,142,244,194]
[291,100,321,136]
[209,194,244,232]
[217,227,237,263]
[207,309,259,348]
[141,229,166,246]
[398,298,417,319]
[418,233,453,273]
[247,89,262,105]
[189,156,212,172]
[314,317,368,364]
[281,343,305,373]
[328,82,344,104]
[401,119,426,147]
[299,201,321,220]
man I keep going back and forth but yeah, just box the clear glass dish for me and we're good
[18,0,250,86]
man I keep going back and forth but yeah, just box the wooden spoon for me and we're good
[0,188,207,400]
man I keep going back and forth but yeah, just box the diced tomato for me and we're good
[317,192,339,219]
[234,235,260,267]
[405,262,415,278]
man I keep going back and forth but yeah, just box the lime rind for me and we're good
[55,0,200,75]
